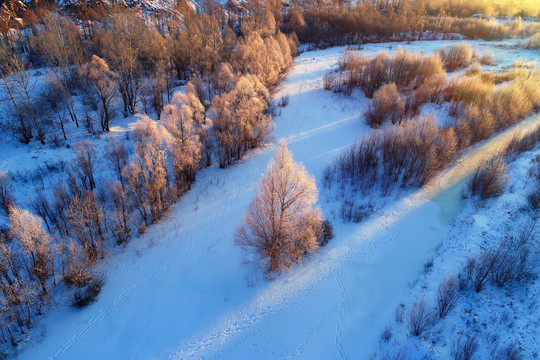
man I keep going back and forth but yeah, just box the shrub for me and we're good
[525,32,540,49]
[407,296,433,336]
[364,83,405,128]
[527,189,540,211]
[438,43,473,72]
[461,234,531,292]
[338,48,446,98]
[479,50,495,65]
[405,73,447,115]
[466,62,481,75]
[361,51,389,97]
[493,81,535,129]
[490,237,531,287]
[0,172,15,217]
[278,95,290,107]
[330,115,456,200]
[380,324,392,343]
[469,155,508,200]
[456,105,495,144]
[436,276,458,318]
[317,219,334,247]
[71,276,104,308]
[451,334,479,360]
[444,76,494,109]
[462,250,499,292]
[494,343,523,360]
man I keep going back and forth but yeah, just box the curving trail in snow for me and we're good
[15,41,540,360]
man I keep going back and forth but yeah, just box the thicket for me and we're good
[281,0,540,48]
[0,0,297,349]
[326,49,540,222]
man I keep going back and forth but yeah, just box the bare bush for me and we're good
[490,237,531,287]
[380,324,392,343]
[525,32,540,49]
[494,343,523,360]
[71,276,103,308]
[479,50,495,65]
[451,334,479,360]
[317,219,334,247]
[0,172,15,218]
[469,155,508,200]
[444,76,494,110]
[462,249,501,292]
[436,275,458,318]
[493,79,540,129]
[235,141,322,276]
[331,115,456,200]
[60,239,94,288]
[438,43,473,71]
[407,296,433,336]
[456,105,495,144]
[364,83,404,128]
[278,95,290,107]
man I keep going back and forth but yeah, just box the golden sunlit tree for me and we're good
[235,141,323,276]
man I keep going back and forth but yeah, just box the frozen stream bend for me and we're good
[16,42,540,360]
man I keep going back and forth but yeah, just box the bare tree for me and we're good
[104,140,129,189]
[211,74,273,167]
[106,181,131,245]
[0,172,15,218]
[163,92,203,195]
[9,206,55,296]
[235,140,323,276]
[35,12,84,127]
[0,43,42,143]
[127,117,171,224]
[66,190,106,262]
[69,141,97,192]
[96,12,150,116]
[81,55,118,131]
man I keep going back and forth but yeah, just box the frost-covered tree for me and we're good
[163,92,203,195]
[0,43,42,143]
[66,190,106,262]
[81,55,117,131]
[211,74,273,167]
[126,117,171,225]
[235,141,323,276]
[69,141,97,192]
[9,207,55,296]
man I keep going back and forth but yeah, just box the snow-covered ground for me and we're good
[379,146,540,359]
[4,40,539,359]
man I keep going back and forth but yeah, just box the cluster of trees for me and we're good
[280,0,539,48]
[0,0,297,146]
[425,0,540,17]
[0,0,299,348]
